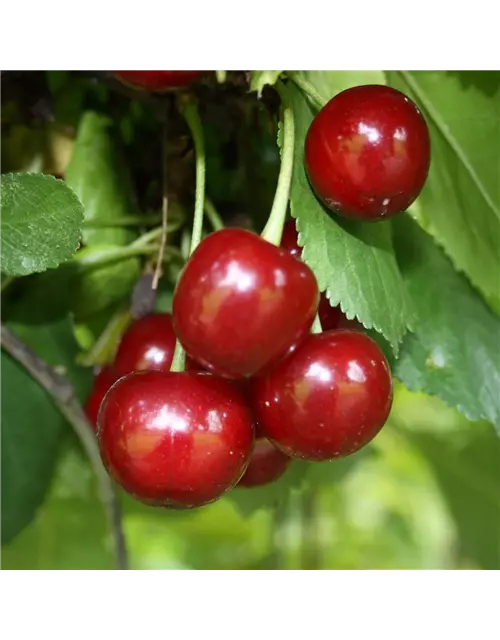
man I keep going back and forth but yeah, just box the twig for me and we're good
[152,107,170,290]
[1,324,128,570]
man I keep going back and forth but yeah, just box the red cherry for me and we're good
[318,295,343,331]
[305,85,431,221]
[238,437,291,488]
[172,228,319,379]
[280,220,303,259]
[84,366,116,431]
[281,220,343,331]
[185,355,205,372]
[112,71,206,92]
[113,313,176,379]
[98,370,254,508]
[252,330,393,461]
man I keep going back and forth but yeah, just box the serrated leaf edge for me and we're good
[1,172,85,276]
[292,212,405,354]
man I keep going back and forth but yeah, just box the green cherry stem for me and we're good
[287,72,327,110]
[311,313,323,334]
[170,96,207,374]
[204,197,225,231]
[83,214,163,228]
[261,81,295,247]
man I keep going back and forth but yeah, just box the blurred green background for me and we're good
[3,384,499,570]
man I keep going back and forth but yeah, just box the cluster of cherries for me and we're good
[88,222,393,509]
[87,71,431,509]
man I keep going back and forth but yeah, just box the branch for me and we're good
[1,324,128,570]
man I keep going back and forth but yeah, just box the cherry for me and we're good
[84,366,116,431]
[281,220,343,331]
[113,313,176,379]
[280,220,303,259]
[252,330,393,461]
[238,437,291,488]
[172,228,319,379]
[318,296,343,331]
[98,370,254,508]
[112,71,206,92]
[305,85,431,221]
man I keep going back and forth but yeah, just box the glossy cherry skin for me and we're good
[172,228,319,379]
[238,437,291,488]
[305,85,431,221]
[98,370,254,508]
[84,366,116,431]
[113,313,176,379]
[252,330,393,461]
[281,220,343,331]
[112,71,206,92]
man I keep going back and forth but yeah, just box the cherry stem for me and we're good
[204,197,225,231]
[180,97,206,256]
[152,107,170,291]
[311,313,323,334]
[77,307,132,368]
[0,324,128,570]
[170,96,207,374]
[287,72,327,110]
[83,214,163,228]
[73,244,182,270]
[261,81,295,246]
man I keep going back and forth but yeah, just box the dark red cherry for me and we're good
[238,437,291,488]
[305,85,431,220]
[84,366,116,431]
[113,313,176,379]
[318,296,343,331]
[172,228,319,379]
[112,71,206,92]
[280,220,303,259]
[98,370,254,508]
[252,330,393,461]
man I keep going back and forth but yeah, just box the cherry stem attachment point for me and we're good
[170,96,207,374]
[261,81,295,247]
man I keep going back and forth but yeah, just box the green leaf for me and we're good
[408,426,500,569]
[393,216,500,433]
[1,318,90,544]
[0,173,84,276]
[45,71,87,127]
[295,70,386,104]
[387,71,500,312]
[287,83,414,350]
[65,111,137,246]
[70,246,140,321]
[250,71,283,96]
[4,247,140,325]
